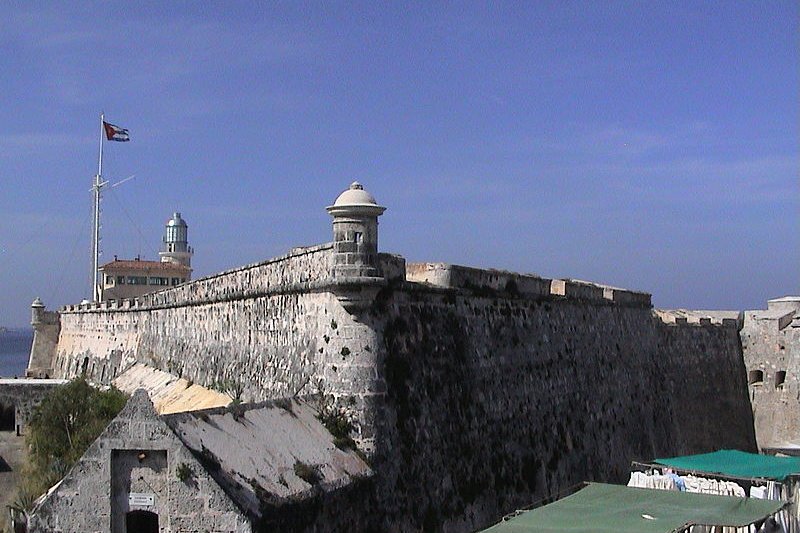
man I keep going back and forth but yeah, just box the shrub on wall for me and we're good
[21,378,128,502]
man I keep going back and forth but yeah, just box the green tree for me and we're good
[21,378,128,501]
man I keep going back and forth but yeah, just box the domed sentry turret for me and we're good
[159,212,194,268]
[326,182,387,311]
[30,297,45,326]
[326,182,386,280]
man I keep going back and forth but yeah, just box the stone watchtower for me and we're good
[326,182,387,310]
[27,298,60,378]
[159,212,193,268]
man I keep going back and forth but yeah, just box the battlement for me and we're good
[655,309,744,329]
[405,262,651,307]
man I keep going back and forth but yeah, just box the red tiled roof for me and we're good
[99,259,191,273]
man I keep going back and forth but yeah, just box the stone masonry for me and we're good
[741,297,800,449]
[28,390,251,533]
[26,182,758,532]
[658,298,800,451]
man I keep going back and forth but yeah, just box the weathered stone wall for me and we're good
[51,244,386,450]
[28,391,250,533]
[27,308,59,378]
[44,250,756,532]
[741,308,800,448]
[361,285,755,532]
[0,379,67,433]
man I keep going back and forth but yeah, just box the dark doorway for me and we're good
[126,510,158,533]
[0,404,15,431]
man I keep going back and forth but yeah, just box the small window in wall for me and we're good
[775,371,787,389]
[354,231,363,244]
[749,369,764,385]
[117,276,126,285]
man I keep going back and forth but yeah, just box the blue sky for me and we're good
[0,2,797,326]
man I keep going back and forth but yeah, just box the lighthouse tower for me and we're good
[159,212,193,267]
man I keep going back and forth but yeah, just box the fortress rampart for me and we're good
[36,253,756,530]
[364,282,752,530]
[739,298,800,449]
[26,183,758,531]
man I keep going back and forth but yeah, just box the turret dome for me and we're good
[332,182,378,207]
[327,182,385,216]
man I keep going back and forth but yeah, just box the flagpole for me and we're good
[91,113,104,301]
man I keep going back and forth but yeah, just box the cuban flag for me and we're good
[103,121,130,142]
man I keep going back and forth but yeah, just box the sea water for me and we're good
[0,328,32,377]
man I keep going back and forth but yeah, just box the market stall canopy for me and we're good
[479,483,785,533]
[654,450,800,482]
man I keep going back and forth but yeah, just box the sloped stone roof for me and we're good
[162,398,372,519]
[30,390,371,530]
[113,363,231,414]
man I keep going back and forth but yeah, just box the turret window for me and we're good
[748,370,764,385]
[775,371,787,389]
[354,231,363,244]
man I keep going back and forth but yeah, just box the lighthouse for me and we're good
[159,212,193,268]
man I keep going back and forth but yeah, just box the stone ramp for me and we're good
[112,363,230,414]
[163,398,373,518]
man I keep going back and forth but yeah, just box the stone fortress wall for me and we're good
[26,182,759,531]
[740,297,800,449]
[43,243,387,451]
[658,298,800,451]
[363,276,753,531]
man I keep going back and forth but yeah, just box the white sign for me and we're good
[129,492,155,507]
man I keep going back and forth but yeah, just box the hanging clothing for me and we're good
[627,471,678,491]
[682,475,746,497]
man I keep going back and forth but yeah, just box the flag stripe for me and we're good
[103,121,130,142]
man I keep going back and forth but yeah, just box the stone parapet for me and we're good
[407,262,550,297]
[550,279,604,300]
[378,253,406,283]
[406,263,651,307]
[61,243,335,314]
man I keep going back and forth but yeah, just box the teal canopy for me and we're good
[654,449,800,482]
[479,483,785,533]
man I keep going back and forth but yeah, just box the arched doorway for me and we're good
[125,510,158,533]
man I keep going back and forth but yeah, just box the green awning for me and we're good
[654,449,800,482]
[479,483,785,533]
